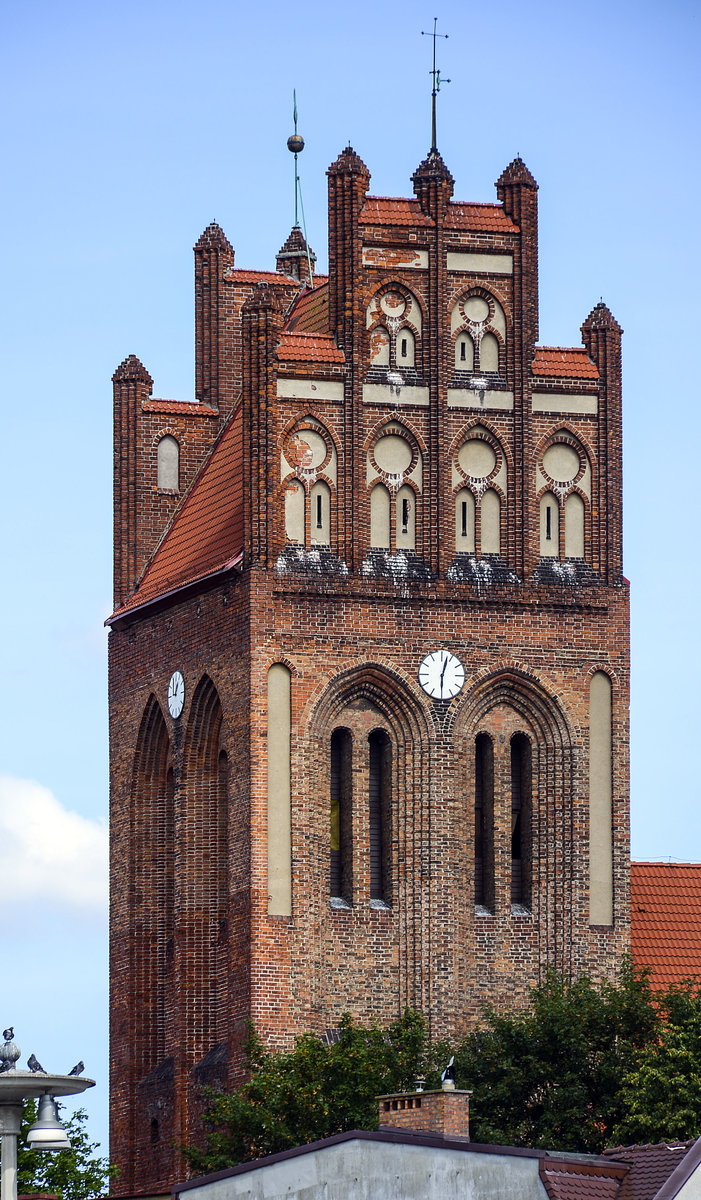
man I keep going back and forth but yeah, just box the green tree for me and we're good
[454,961,659,1153]
[185,1009,446,1172]
[614,980,701,1145]
[17,1102,114,1200]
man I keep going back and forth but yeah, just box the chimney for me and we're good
[378,1088,471,1140]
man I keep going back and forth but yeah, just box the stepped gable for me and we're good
[285,278,329,332]
[631,863,701,990]
[532,347,599,379]
[602,1141,698,1200]
[107,409,244,621]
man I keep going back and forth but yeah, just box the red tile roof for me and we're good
[540,1163,623,1200]
[445,202,518,233]
[532,347,600,380]
[359,197,434,227]
[108,409,244,621]
[285,281,330,333]
[602,1141,697,1200]
[226,268,297,284]
[276,332,344,364]
[631,864,701,990]
[143,400,218,416]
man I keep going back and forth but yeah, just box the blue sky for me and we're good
[2,0,700,1163]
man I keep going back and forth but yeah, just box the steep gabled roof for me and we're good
[602,1141,698,1200]
[285,279,330,333]
[107,408,244,622]
[631,863,701,990]
[532,347,600,380]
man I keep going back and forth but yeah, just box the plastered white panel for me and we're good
[481,489,501,553]
[278,378,344,402]
[447,251,513,274]
[589,672,613,926]
[363,383,430,406]
[362,246,429,269]
[447,389,514,410]
[532,393,598,414]
[267,665,292,917]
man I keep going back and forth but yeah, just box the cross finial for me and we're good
[421,18,450,152]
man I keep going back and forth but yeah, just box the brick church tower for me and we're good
[108,144,629,1193]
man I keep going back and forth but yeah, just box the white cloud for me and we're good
[0,776,107,914]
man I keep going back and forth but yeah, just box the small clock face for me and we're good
[418,651,465,700]
[167,671,185,718]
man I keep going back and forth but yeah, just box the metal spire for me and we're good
[421,18,450,152]
[286,91,314,287]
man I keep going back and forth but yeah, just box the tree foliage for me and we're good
[613,980,701,1145]
[455,962,659,1153]
[185,1010,447,1173]
[185,963,701,1174]
[17,1102,114,1200]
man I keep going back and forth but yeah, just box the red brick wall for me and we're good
[109,148,629,1193]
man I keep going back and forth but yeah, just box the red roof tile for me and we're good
[226,268,297,284]
[108,409,244,621]
[602,1141,697,1200]
[276,332,344,364]
[445,202,518,233]
[359,197,434,227]
[631,864,701,991]
[541,1165,622,1200]
[143,400,218,416]
[285,281,330,333]
[532,347,600,380]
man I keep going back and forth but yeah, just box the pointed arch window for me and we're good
[330,728,352,903]
[157,435,180,490]
[474,733,494,911]
[510,733,532,908]
[368,729,391,905]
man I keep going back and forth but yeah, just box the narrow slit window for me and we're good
[460,341,466,361]
[510,733,532,908]
[400,337,407,359]
[401,497,409,533]
[461,501,468,538]
[546,505,552,541]
[316,492,323,529]
[330,728,352,902]
[368,729,391,904]
[474,733,494,910]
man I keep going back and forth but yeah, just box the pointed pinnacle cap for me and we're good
[412,147,455,187]
[112,354,153,385]
[277,225,316,262]
[194,221,234,253]
[582,301,622,334]
[327,144,370,177]
[496,156,538,189]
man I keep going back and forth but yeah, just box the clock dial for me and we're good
[167,670,185,718]
[418,650,465,700]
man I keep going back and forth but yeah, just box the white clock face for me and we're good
[167,671,185,718]
[418,651,465,700]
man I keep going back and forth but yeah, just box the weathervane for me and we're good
[421,17,450,152]
[286,90,314,286]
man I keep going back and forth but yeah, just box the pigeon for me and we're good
[27,1054,45,1073]
[0,1059,13,1074]
[2,1028,13,1042]
[441,1055,456,1084]
[68,1061,84,1077]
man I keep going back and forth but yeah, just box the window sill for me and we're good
[474,904,493,917]
[370,898,392,912]
[511,903,532,917]
[330,896,352,910]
